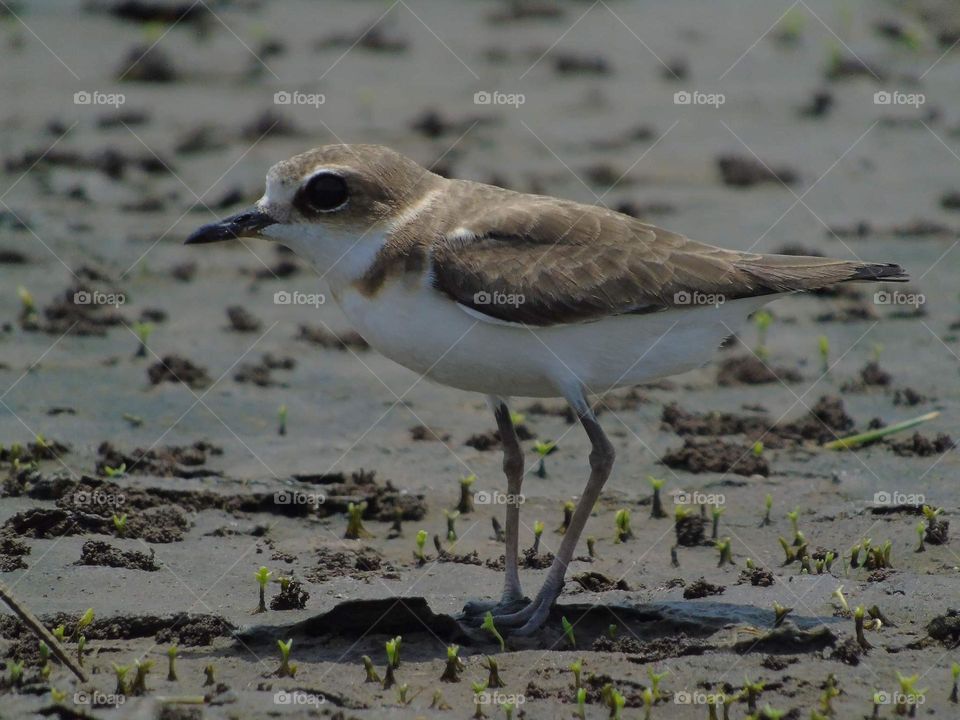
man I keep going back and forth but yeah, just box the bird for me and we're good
[186,144,907,635]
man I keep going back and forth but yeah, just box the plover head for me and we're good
[185,144,442,270]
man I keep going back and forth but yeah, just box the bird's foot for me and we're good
[458,594,529,627]
[484,579,563,635]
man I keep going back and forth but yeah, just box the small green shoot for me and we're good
[254,566,272,613]
[832,585,849,614]
[752,440,764,457]
[345,501,373,539]
[711,505,725,539]
[614,508,633,543]
[484,656,504,688]
[112,513,128,537]
[396,683,410,705]
[761,493,772,526]
[716,537,734,566]
[533,440,556,478]
[414,529,428,564]
[130,658,153,695]
[561,615,576,648]
[557,499,575,533]
[445,509,460,542]
[7,660,23,688]
[383,637,399,688]
[430,689,452,710]
[532,519,544,553]
[647,667,668,701]
[575,687,587,719]
[818,335,829,374]
[587,535,597,558]
[277,404,287,436]
[112,663,130,694]
[950,661,959,703]
[133,321,153,358]
[472,680,488,719]
[743,676,765,713]
[481,611,505,652]
[772,601,792,627]
[458,474,477,513]
[361,655,381,683]
[569,659,582,690]
[277,638,296,678]
[648,475,667,518]
[754,309,772,358]
[441,644,464,682]
[166,646,178,681]
[104,463,127,478]
[203,664,215,686]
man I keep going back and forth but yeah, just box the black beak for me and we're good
[184,207,276,245]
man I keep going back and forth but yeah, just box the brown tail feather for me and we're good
[735,254,908,294]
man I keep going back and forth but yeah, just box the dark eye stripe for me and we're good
[295,173,349,213]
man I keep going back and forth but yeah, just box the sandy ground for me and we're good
[1,0,959,718]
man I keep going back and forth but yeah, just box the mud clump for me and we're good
[0,437,70,464]
[572,571,630,592]
[0,529,30,571]
[297,324,369,351]
[738,566,775,587]
[661,403,770,437]
[77,539,159,571]
[888,432,954,458]
[270,579,310,610]
[521,548,554,569]
[927,610,960,645]
[717,355,802,386]
[148,355,211,388]
[593,633,708,662]
[233,354,296,387]
[683,578,725,599]
[155,615,234,646]
[409,424,451,442]
[24,284,126,336]
[717,155,798,188]
[226,305,262,332]
[661,438,769,476]
[307,546,394,582]
[769,395,855,446]
[97,440,222,478]
[675,513,706,546]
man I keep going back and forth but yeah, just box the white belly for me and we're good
[335,281,772,399]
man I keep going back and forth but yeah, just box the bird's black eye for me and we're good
[298,172,349,212]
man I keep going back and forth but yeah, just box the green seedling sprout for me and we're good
[361,655,381,683]
[104,463,127,478]
[787,508,801,544]
[133,321,153,358]
[716,537,734,567]
[761,705,786,720]
[502,700,515,720]
[608,623,618,639]
[481,611,505,652]
[203,664,215,686]
[130,658,153,695]
[558,500,575,533]
[569,658,583,690]
[561,615,576,648]
[382,637,399,688]
[166,645,178,681]
[752,440,764,457]
[472,680,488,719]
[441,644,464,682]
[39,640,50,663]
[854,606,872,650]
[458,474,477,513]
[649,476,667,518]
[414,529,428,564]
[484,656,504,688]
[52,624,66,642]
[50,687,66,704]
[112,663,130,694]
[533,440,556,478]
[614,508,633,543]
[754,309,772,358]
[711,505,725,539]
[112,513,128,537]
[509,410,525,426]
[849,541,862,569]
[832,585,849,614]
[818,335,829,374]
[772,601,792,628]
[430,689,452,710]
[743,676,765,713]
[895,672,927,716]
[587,536,597,559]
[818,674,839,716]
[778,537,796,564]
[823,411,940,450]
[445,509,460,542]
[950,662,959,703]
[532,519,545,553]
[916,520,926,552]
[76,634,86,667]
[254,566,272,613]
[569,686,585,719]
[345,501,372,539]
[648,667,668,701]
[389,508,403,538]
[73,607,94,642]
[17,286,37,326]
[276,638,296,678]
[871,689,884,718]
[8,660,23,688]
[277,404,287,436]
[396,683,410,705]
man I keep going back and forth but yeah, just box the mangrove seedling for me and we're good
[871,689,885,719]
[752,440,764,457]
[716,537,734,567]
[277,404,287,436]
[502,700,515,720]
[950,662,959,703]
[760,706,786,720]
[761,493,772,527]
[818,335,829,374]
[818,674,839,716]
[895,672,927,716]
[254,566,272,613]
[52,624,66,642]
[754,309,772,358]
[648,667,668,701]
[7,660,23,688]
[481,611,505,652]
[382,638,399,688]
[608,623,618,639]
[445,509,460,542]
[202,664,216,686]
[430,689,452,710]
[17,286,37,327]
[50,688,66,705]
[587,536,597,559]
[614,508,633,543]
[277,638,296,678]
[561,615,576,649]
[76,635,86,667]
[742,676,764,713]
[558,500,575,533]
[472,680,488,719]
[778,536,796,564]
[441,645,464,682]
[112,663,130,694]
[166,646,178,682]
[132,321,153,358]
[832,586,849,615]
[570,659,582,690]
[575,687,587,720]
[916,520,926,552]
[787,508,801,545]
[112,513,128,537]
[772,601,792,628]
[345,501,373,539]
[458,474,477,513]
[104,463,127,478]
[361,655,381,683]
[130,658,153,695]
[649,476,667,518]
[533,440,556,478]
[414,529,428,564]
[532,519,545,553]
[711,505,725,540]
[73,607,94,642]
[396,683,411,705]
[484,656,504,688]
[849,541,862,569]
[854,606,872,650]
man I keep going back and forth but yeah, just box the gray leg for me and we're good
[461,397,528,620]
[494,390,615,634]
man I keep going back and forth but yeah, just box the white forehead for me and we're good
[257,164,343,221]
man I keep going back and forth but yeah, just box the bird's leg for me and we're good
[460,397,529,621]
[494,394,615,634]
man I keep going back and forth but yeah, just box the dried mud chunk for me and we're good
[717,355,802,386]
[270,579,310,610]
[226,305,261,332]
[927,610,960,645]
[572,571,630,592]
[717,155,798,188]
[148,355,210,388]
[661,438,769,476]
[77,539,159,571]
[888,432,954,458]
[675,514,706,547]
[683,578,724,599]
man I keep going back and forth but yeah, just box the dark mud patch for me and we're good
[732,623,836,654]
[297,324,369,350]
[572,571,630,592]
[887,432,954,457]
[226,305,262,332]
[97,440,222,477]
[0,612,233,646]
[675,513,706,546]
[0,529,30,572]
[661,402,771,437]
[147,355,211,389]
[306,546,395,582]
[927,610,960,646]
[717,355,802,386]
[594,633,709,662]
[409,424,451,442]
[717,155,798,188]
[768,395,855,446]
[738,566,775,587]
[76,539,159,570]
[683,578,725,599]
[661,438,769,476]
[6,504,188,543]
[0,436,70,464]
[233,353,296,387]
[270,579,310,610]
[290,469,428,521]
